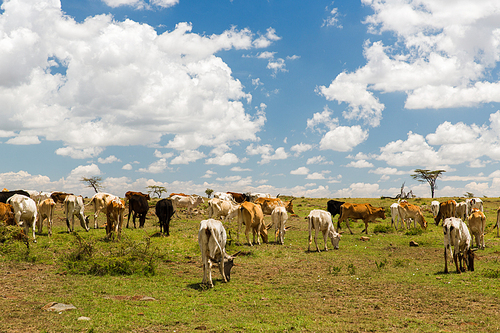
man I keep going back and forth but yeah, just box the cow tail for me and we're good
[207,225,224,262]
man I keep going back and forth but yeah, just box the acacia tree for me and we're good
[411,169,446,198]
[81,176,104,193]
[205,188,214,198]
[146,185,167,198]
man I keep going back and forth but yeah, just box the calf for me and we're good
[155,198,175,236]
[307,209,341,252]
[198,219,236,288]
[0,202,15,226]
[87,192,120,228]
[397,202,427,230]
[468,208,486,249]
[443,217,474,274]
[7,194,38,242]
[271,206,288,245]
[237,201,269,246]
[106,197,125,240]
[64,195,90,233]
[126,194,149,228]
[37,198,56,236]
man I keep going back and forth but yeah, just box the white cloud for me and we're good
[205,153,240,166]
[231,166,252,172]
[6,135,40,145]
[345,159,374,168]
[70,164,101,177]
[137,159,168,173]
[171,150,206,165]
[334,182,381,198]
[246,144,288,164]
[201,170,217,179]
[319,125,369,152]
[122,164,133,170]
[323,6,342,28]
[306,155,333,165]
[290,167,309,175]
[290,142,313,156]
[98,155,121,164]
[55,147,105,159]
[306,106,338,132]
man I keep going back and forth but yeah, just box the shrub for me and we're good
[405,228,423,236]
[373,225,392,234]
[483,269,500,279]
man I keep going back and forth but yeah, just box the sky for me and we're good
[2,0,500,199]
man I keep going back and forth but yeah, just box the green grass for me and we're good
[1,196,500,332]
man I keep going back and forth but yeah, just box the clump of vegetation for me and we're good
[483,269,500,279]
[329,265,341,275]
[393,258,410,268]
[347,263,356,275]
[373,225,392,234]
[375,259,388,271]
[405,228,423,236]
[64,233,159,276]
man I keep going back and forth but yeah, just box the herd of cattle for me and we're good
[0,189,496,287]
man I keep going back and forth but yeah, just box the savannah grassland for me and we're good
[1,196,500,333]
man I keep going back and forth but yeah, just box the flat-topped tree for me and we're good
[411,169,446,198]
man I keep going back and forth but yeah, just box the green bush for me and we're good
[373,225,393,234]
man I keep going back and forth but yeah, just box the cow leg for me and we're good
[37,215,43,233]
[31,217,36,243]
[322,230,328,252]
[362,220,369,234]
[245,224,252,246]
[444,248,448,274]
[315,224,320,252]
[453,252,461,274]
[308,218,313,252]
[345,219,354,235]
[65,217,71,233]
[218,257,227,283]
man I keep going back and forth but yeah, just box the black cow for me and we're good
[126,194,149,228]
[155,198,175,236]
[327,199,345,231]
[0,190,30,203]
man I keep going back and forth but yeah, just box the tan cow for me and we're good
[455,201,469,221]
[37,198,56,235]
[170,195,204,218]
[87,193,120,229]
[253,197,295,215]
[434,200,457,226]
[207,198,239,222]
[237,201,269,246]
[0,202,15,226]
[64,195,90,233]
[307,209,341,252]
[271,206,288,245]
[106,197,125,240]
[468,208,486,249]
[397,202,427,230]
[338,203,386,234]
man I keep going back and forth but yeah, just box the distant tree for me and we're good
[146,185,167,198]
[205,188,214,198]
[81,176,104,193]
[411,169,446,198]
[464,192,474,198]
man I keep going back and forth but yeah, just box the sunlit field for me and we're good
[1,196,500,332]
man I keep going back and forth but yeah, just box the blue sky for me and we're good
[2,0,500,199]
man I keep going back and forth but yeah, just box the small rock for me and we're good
[360,236,370,241]
[42,302,76,312]
[409,240,419,247]
[140,296,156,301]
[77,316,91,321]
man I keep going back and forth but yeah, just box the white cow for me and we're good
[171,195,204,218]
[87,192,120,228]
[7,194,38,242]
[430,201,440,218]
[271,206,288,245]
[213,192,233,201]
[443,217,475,274]
[307,209,341,252]
[208,198,239,222]
[390,203,403,230]
[198,219,236,288]
[468,208,486,250]
[64,195,90,233]
[37,198,56,236]
[466,198,483,212]
[249,192,273,202]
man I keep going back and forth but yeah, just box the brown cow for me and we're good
[338,203,386,234]
[50,191,73,205]
[0,202,15,226]
[254,197,295,215]
[237,201,269,246]
[468,208,486,249]
[37,198,56,235]
[106,197,125,240]
[397,202,427,230]
[125,191,150,201]
[226,192,249,203]
[434,200,457,226]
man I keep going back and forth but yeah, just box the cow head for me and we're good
[259,223,273,243]
[463,248,476,272]
[285,199,295,214]
[417,213,427,229]
[328,229,342,250]
[376,207,386,220]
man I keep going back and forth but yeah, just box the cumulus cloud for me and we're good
[246,144,288,164]
[319,125,369,152]
[171,150,206,165]
[290,142,313,156]
[345,159,374,168]
[0,1,278,160]
[290,167,309,175]
[137,159,168,173]
[98,155,121,164]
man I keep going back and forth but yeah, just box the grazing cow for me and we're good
[455,201,469,221]
[213,192,233,201]
[126,194,149,228]
[64,195,90,233]
[390,203,403,230]
[307,209,341,252]
[430,200,440,218]
[338,203,386,234]
[271,206,288,245]
[7,194,38,242]
[170,195,204,218]
[226,192,249,203]
[397,202,427,230]
[254,197,295,215]
[198,219,236,288]
[106,197,125,240]
[0,190,30,203]
[468,208,486,249]
[37,198,56,236]
[237,201,269,246]
[155,198,175,236]
[125,191,150,201]
[0,202,15,226]
[50,191,73,205]
[87,193,120,229]
[326,200,345,227]
[443,217,475,274]
[207,198,240,222]
[434,200,457,226]
[466,198,483,212]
